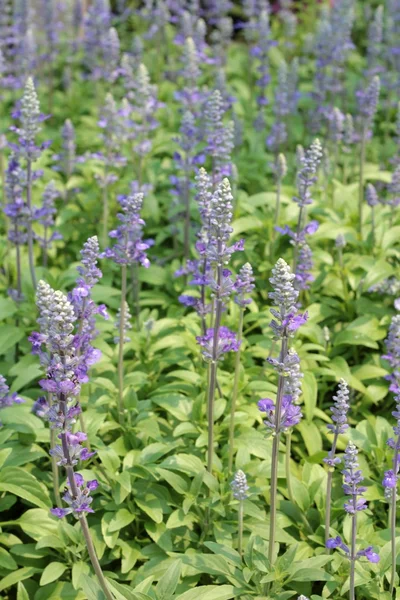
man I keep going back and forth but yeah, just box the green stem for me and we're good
[79,514,115,600]
[325,433,339,545]
[131,262,140,330]
[26,160,37,288]
[238,500,244,557]
[371,205,375,252]
[48,393,62,508]
[390,433,400,594]
[349,512,357,600]
[285,431,293,503]
[358,129,366,239]
[59,393,114,600]
[268,336,288,565]
[102,171,109,249]
[228,308,244,472]
[272,177,281,244]
[117,265,127,423]
[206,261,222,473]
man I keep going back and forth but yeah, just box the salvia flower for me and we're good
[366,183,379,206]
[326,441,380,564]
[102,193,151,267]
[324,379,350,468]
[231,470,249,501]
[0,375,23,424]
[196,326,240,361]
[32,283,97,517]
[342,441,368,514]
[204,89,234,183]
[33,180,62,252]
[59,119,76,179]
[11,77,50,161]
[234,263,255,307]
[294,139,323,208]
[51,473,99,518]
[258,394,302,433]
[357,75,380,136]
[382,315,400,392]
[366,5,383,77]
[69,236,108,376]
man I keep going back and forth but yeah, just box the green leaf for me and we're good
[135,495,163,523]
[72,562,91,590]
[17,508,58,540]
[107,508,135,533]
[0,566,39,592]
[155,560,181,599]
[80,574,107,600]
[302,371,318,422]
[0,546,18,570]
[175,585,240,600]
[17,582,30,600]
[0,325,24,355]
[0,467,51,509]
[40,562,68,586]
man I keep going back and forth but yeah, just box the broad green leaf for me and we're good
[0,546,18,570]
[17,582,30,600]
[155,560,181,599]
[80,574,107,600]
[0,566,39,592]
[0,467,51,509]
[175,585,241,600]
[0,325,25,354]
[17,509,58,540]
[40,562,68,586]
[107,508,135,533]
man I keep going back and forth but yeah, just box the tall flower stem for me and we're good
[206,262,222,474]
[292,205,305,273]
[285,431,293,502]
[390,434,400,594]
[102,175,109,250]
[15,226,22,300]
[238,500,244,557]
[59,395,114,600]
[349,512,357,600]
[325,433,339,545]
[358,127,366,239]
[183,164,190,264]
[268,336,288,565]
[117,265,127,423]
[48,392,62,509]
[272,177,281,245]
[131,262,140,330]
[228,308,244,472]
[26,160,37,288]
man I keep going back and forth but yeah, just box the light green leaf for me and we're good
[175,585,240,600]
[155,560,181,599]
[0,467,51,509]
[40,562,68,586]
[107,508,135,533]
[0,566,39,592]
[0,546,18,570]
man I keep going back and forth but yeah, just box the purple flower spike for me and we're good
[196,326,240,362]
[102,193,151,268]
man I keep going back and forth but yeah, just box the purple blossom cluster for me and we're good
[0,375,23,424]
[324,379,350,468]
[30,281,97,517]
[327,442,379,564]
[102,193,152,267]
[230,469,249,501]
[258,259,306,434]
